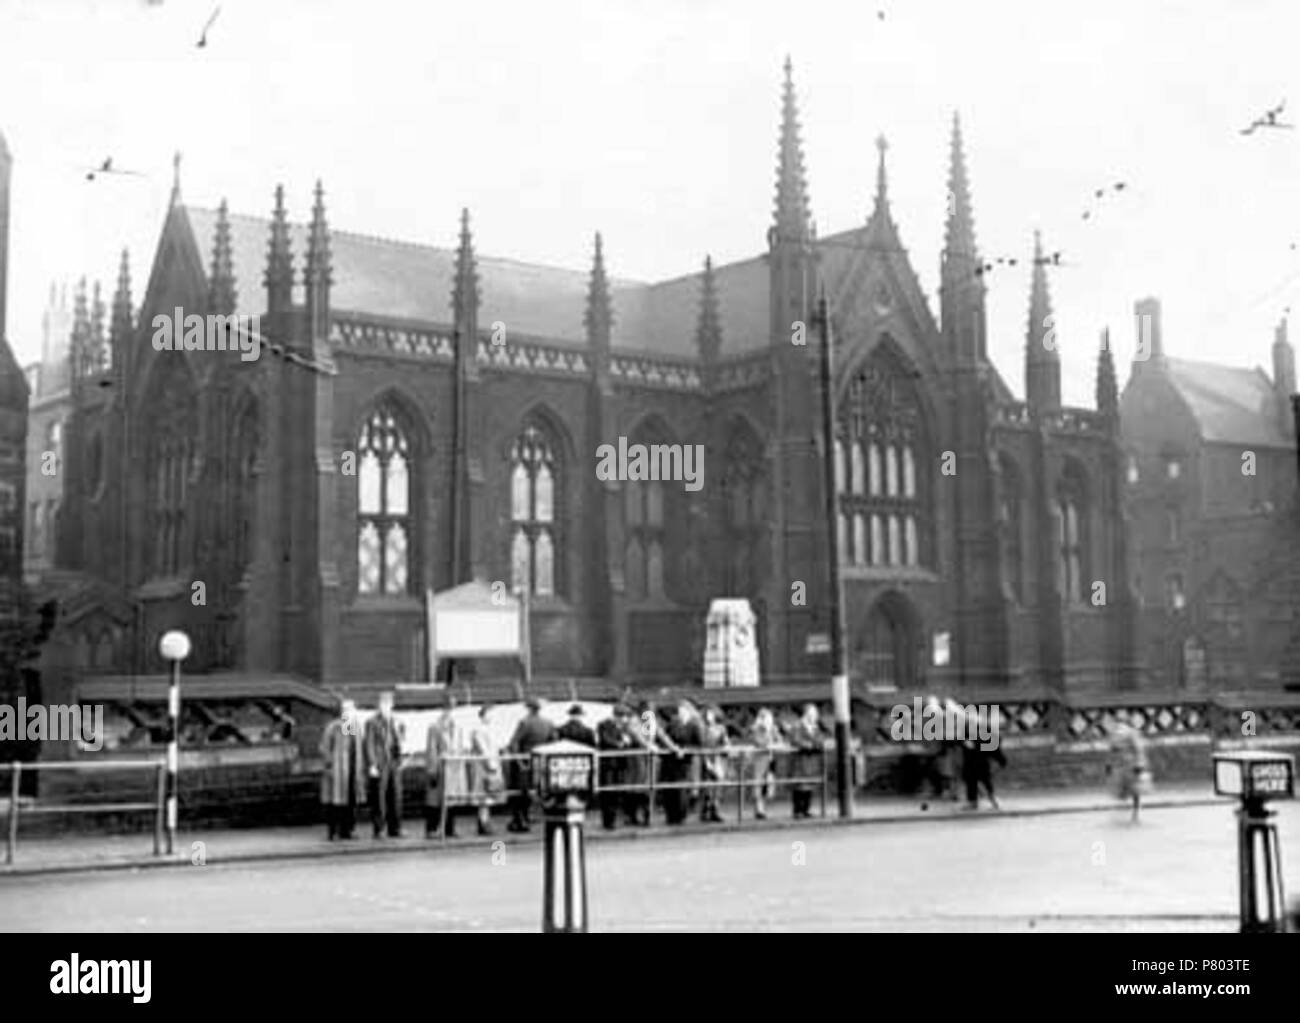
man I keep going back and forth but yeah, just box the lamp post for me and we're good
[1212,750,1294,932]
[158,629,190,855]
[532,739,595,932]
[814,286,854,819]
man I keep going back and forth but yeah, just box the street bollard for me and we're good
[1212,750,1294,933]
[532,740,595,933]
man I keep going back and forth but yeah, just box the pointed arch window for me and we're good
[1057,464,1089,604]
[999,456,1024,603]
[837,344,930,568]
[720,421,767,597]
[624,422,695,602]
[509,422,560,597]
[146,364,197,579]
[227,397,260,577]
[357,401,413,596]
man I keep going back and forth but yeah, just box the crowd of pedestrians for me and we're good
[318,694,836,839]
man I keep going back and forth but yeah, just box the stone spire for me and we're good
[864,133,903,249]
[88,280,106,372]
[70,278,90,379]
[695,255,723,365]
[1096,328,1118,416]
[939,113,986,363]
[944,113,978,260]
[209,199,237,315]
[304,180,331,336]
[771,56,811,247]
[265,184,294,313]
[452,207,480,326]
[1025,230,1061,414]
[873,134,890,216]
[583,232,612,347]
[110,249,133,376]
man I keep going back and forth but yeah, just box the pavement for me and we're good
[0,781,1227,877]
[4,799,1297,932]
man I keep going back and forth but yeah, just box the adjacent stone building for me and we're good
[0,128,34,724]
[1121,298,1300,690]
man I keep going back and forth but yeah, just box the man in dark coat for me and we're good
[596,704,636,829]
[661,701,702,825]
[506,698,558,832]
[320,699,364,840]
[961,739,1007,810]
[787,703,825,819]
[557,704,597,746]
[363,691,404,838]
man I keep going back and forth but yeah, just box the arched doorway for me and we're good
[855,592,917,689]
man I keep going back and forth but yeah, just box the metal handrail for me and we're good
[419,744,831,824]
[2,759,167,866]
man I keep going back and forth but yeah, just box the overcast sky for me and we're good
[3,0,1300,406]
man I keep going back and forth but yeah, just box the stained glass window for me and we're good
[837,345,929,568]
[356,401,412,596]
[510,423,560,597]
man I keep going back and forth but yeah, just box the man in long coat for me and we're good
[320,699,364,840]
[596,704,636,829]
[787,703,826,819]
[661,701,701,825]
[426,697,469,838]
[506,698,557,833]
[364,691,404,838]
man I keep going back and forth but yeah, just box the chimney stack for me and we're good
[1134,296,1163,365]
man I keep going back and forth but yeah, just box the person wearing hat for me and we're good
[320,698,364,840]
[597,704,636,829]
[506,697,558,832]
[557,703,597,746]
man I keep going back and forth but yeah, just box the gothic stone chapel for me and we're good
[53,61,1137,693]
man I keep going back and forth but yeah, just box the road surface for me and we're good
[3,803,1296,931]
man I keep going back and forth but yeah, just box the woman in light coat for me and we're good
[465,705,503,836]
[425,700,469,838]
[1108,715,1153,823]
[747,707,780,820]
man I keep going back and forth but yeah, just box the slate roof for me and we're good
[1164,357,1291,447]
[183,206,773,359]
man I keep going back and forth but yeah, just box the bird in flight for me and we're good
[1241,100,1292,135]
[197,5,221,48]
[85,157,145,181]
[1081,181,1128,221]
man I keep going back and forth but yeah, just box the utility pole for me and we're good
[815,284,853,819]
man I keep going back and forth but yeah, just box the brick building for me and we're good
[1121,298,1300,690]
[0,128,33,713]
[44,63,1138,697]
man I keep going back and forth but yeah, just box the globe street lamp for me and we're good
[158,630,191,854]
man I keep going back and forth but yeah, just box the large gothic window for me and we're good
[146,364,198,578]
[1057,463,1089,604]
[228,397,259,576]
[837,344,929,568]
[510,422,560,597]
[357,400,413,596]
[999,455,1024,603]
[720,421,767,597]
